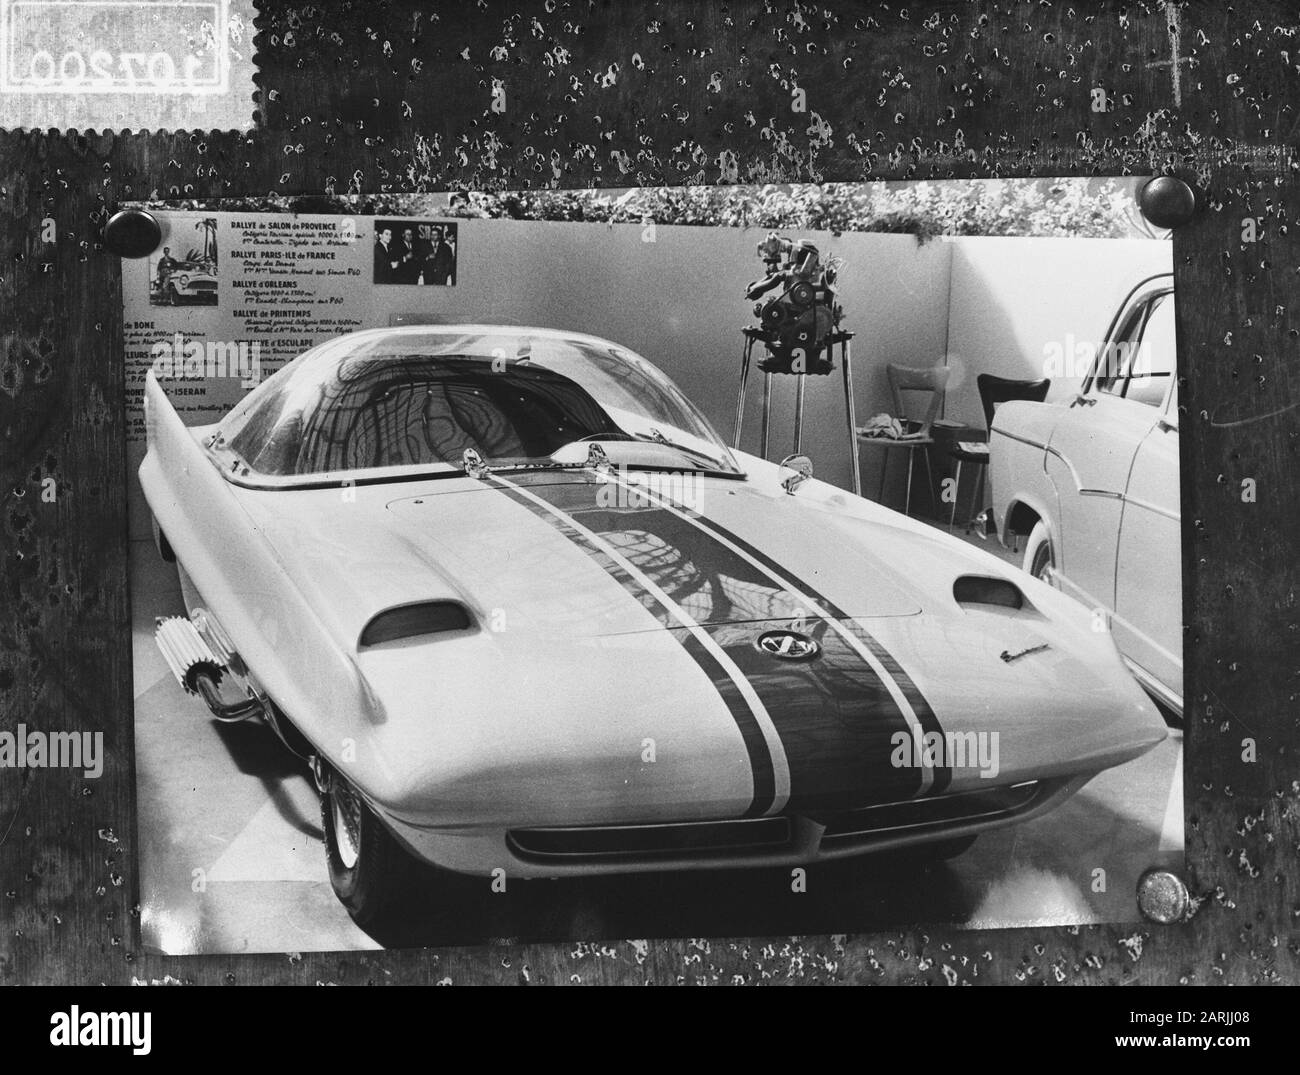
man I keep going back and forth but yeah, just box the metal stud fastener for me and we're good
[103,208,163,259]
[1137,867,1189,923]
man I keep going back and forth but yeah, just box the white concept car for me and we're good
[140,325,1167,930]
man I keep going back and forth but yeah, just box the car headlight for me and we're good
[178,274,189,286]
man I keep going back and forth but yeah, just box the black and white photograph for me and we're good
[373,219,458,285]
[148,217,219,306]
[124,181,1182,954]
[6,0,1298,1028]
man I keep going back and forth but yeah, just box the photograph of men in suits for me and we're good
[372,220,458,286]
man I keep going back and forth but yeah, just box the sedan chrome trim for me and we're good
[1123,657,1184,717]
[1121,493,1180,522]
[993,430,1179,519]
[991,426,1085,491]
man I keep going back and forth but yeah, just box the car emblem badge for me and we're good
[756,630,820,660]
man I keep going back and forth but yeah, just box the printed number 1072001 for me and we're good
[0,0,228,95]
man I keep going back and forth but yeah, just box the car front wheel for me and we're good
[322,772,418,933]
[1022,520,1055,584]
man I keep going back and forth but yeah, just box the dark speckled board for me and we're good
[1,1,1296,986]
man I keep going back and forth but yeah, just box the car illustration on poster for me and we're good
[139,324,1168,931]
[988,274,1182,719]
[155,260,218,305]
[150,219,219,306]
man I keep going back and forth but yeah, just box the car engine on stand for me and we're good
[745,232,845,375]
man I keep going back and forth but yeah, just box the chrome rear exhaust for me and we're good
[155,616,263,723]
[155,615,224,693]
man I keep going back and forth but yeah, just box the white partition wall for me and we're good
[942,236,1174,430]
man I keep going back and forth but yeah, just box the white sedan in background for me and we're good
[988,273,1181,718]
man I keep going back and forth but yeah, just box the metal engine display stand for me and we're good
[731,327,861,497]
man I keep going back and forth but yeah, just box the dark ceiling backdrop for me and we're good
[1,0,1297,985]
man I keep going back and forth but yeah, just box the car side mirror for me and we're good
[778,454,813,495]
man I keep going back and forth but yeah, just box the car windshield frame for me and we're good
[204,329,745,489]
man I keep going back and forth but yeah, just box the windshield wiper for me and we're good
[633,429,729,470]
[460,446,604,478]
[573,432,729,472]
[465,435,734,479]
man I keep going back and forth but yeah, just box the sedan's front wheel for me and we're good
[322,772,417,933]
[1022,520,1055,584]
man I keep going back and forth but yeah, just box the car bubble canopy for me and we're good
[208,327,741,485]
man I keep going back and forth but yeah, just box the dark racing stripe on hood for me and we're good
[486,475,779,817]
[667,509,954,798]
[499,471,928,812]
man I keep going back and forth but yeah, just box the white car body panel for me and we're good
[990,274,1183,715]
[1114,382,1182,694]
